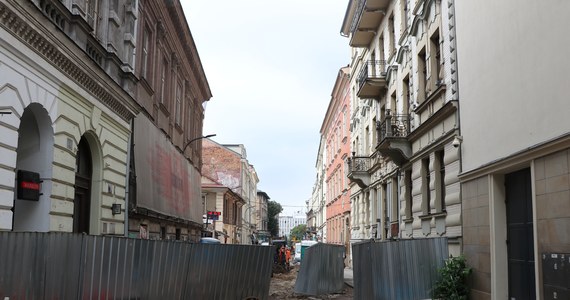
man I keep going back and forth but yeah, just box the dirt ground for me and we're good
[268,265,353,300]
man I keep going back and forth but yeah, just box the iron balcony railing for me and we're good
[357,60,387,91]
[347,155,371,173]
[349,0,367,33]
[378,114,411,142]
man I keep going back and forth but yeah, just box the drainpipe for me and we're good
[124,118,133,237]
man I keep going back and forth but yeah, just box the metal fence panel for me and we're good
[294,243,345,296]
[352,240,374,300]
[352,237,449,300]
[0,232,273,300]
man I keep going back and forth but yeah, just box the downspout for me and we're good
[124,118,133,237]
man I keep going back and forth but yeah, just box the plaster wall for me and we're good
[455,0,570,173]
[0,30,130,233]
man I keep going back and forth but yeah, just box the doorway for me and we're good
[505,168,535,299]
[13,103,53,232]
[73,136,92,234]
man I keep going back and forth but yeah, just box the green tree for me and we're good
[290,224,307,241]
[268,200,283,237]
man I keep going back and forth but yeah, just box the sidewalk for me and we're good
[344,268,354,288]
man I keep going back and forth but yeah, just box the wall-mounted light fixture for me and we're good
[112,203,122,215]
[182,134,216,152]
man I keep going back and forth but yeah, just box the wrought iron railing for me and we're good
[349,0,367,34]
[357,60,387,91]
[377,113,410,142]
[347,156,371,173]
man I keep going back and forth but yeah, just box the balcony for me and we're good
[356,60,388,99]
[346,156,371,188]
[376,113,412,165]
[349,0,391,47]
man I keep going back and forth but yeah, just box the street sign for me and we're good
[207,211,221,221]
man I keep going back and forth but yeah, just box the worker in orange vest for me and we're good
[285,247,291,270]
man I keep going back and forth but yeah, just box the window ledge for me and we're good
[159,102,170,116]
[418,214,432,220]
[432,211,447,218]
[140,77,154,95]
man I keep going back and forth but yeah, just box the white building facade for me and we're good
[309,137,327,242]
[342,0,462,256]
[455,1,570,298]
[278,212,307,238]
[0,0,139,234]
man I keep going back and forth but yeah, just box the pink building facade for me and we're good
[322,67,352,251]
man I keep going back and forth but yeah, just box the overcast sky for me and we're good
[183,1,350,216]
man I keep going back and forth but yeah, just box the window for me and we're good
[141,26,151,79]
[160,57,169,105]
[417,48,427,103]
[429,31,442,90]
[175,80,182,125]
[421,157,430,215]
[378,34,385,62]
[401,0,409,33]
[435,150,445,212]
[388,15,396,58]
[86,0,99,30]
[390,178,399,224]
[403,75,411,113]
[365,126,370,154]
[404,169,412,219]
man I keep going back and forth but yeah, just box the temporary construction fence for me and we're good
[0,232,274,300]
[352,237,448,300]
[294,243,345,296]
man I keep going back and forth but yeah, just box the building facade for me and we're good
[455,1,570,299]
[128,0,211,242]
[201,175,244,244]
[278,212,307,238]
[0,0,139,233]
[255,190,270,242]
[202,140,259,244]
[308,137,327,242]
[341,0,462,256]
[322,67,352,253]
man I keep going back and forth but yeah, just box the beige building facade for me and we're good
[0,0,139,234]
[456,1,570,299]
[342,0,462,256]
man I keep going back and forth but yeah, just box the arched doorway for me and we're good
[73,136,92,234]
[72,131,103,235]
[13,103,53,232]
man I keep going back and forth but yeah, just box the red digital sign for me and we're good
[17,170,41,201]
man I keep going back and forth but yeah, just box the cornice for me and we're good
[0,1,138,121]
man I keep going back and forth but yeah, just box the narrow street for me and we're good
[268,265,353,299]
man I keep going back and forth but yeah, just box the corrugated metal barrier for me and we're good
[0,232,273,300]
[294,243,345,296]
[352,237,449,300]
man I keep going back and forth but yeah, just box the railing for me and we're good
[377,113,410,142]
[356,60,387,91]
[347,156,371,173]
[349,0,367,34]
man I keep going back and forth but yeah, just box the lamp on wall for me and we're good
[182,134,216,152]
[112,203,122,215]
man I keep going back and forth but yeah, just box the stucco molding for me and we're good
[0,1,138,122]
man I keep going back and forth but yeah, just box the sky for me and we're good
[182,1,350,216]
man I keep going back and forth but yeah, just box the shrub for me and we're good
[432,255,472,300]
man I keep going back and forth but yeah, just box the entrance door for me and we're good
[73,137,92,234]
[505,168,535,299]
